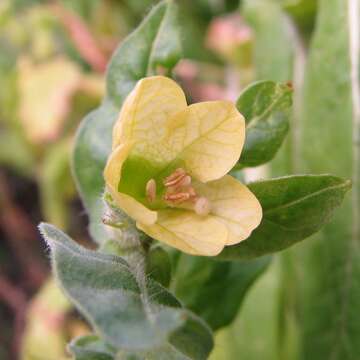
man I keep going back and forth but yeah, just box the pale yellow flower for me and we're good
[104,76,262,256]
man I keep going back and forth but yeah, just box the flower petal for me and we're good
[104,143,133,189]
[109,190,157,226]
[104,143,157,225]
[165,101,245,182]
[137,209,228,256]
[112,76,187,165]
[193,175,262,245]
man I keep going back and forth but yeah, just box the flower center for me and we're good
[145,168,211,216]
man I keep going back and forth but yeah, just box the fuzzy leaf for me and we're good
[72,102,117,244]
[40,223,213,357]
[69,333,212,360]
[237,81,292,167]
[217,175,351,260]
[147,245,172,288]
[106,0,182,108]
[68,335,115,360]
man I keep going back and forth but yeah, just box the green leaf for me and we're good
[217,175,351,260]
[69,331,213,360]
[150,1,182,72]
[168,312,213,360]
[68,335,115,360]
[237,81,293,167]
[176,2,220,63]
[296,0,360,358]
[72,102,117,244]
[146,245,172,288]
[40,222,180,349]
[173,255,271,330]
[39,223,213,357]
[119,342,209,360]
[210,260,281,360]
[106,0,182,108]
[73,1,183,244]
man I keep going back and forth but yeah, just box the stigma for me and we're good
[194,197,211,216]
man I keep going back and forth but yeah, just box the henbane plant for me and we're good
[39,1,351,359]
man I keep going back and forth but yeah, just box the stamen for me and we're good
[178,175,192,187]
[146,179,156,203]
[167,176,192,192]
[164,168,186,186]
[194,197,211,216]
[187,186,197,198]
[164,192,191,203]
[163,168,198,205]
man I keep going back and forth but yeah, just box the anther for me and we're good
[178,175,191,187]
[187,186,196,198]
[164,192,191,203]
[194,197,211,216]
[146,179,156,203]
[164,168,186,186]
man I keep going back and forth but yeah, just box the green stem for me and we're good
[101,194,155,317]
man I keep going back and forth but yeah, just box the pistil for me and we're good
[194,197,211,216]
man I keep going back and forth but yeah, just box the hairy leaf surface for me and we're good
[40,223,213,358]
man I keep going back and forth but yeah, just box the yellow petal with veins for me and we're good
[193,175,262,245]
[164,101,245,182]
[104,143,157,225]
[112,76,187,165]
[109,190,157,226]
[104,143,132,188]
[137,209,228,256]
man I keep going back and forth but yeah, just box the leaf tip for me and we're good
[38,221,49,239]
[334,177,352,194]
[38,222,55,249]
[284,80,294,91]
[344,179,352,191]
